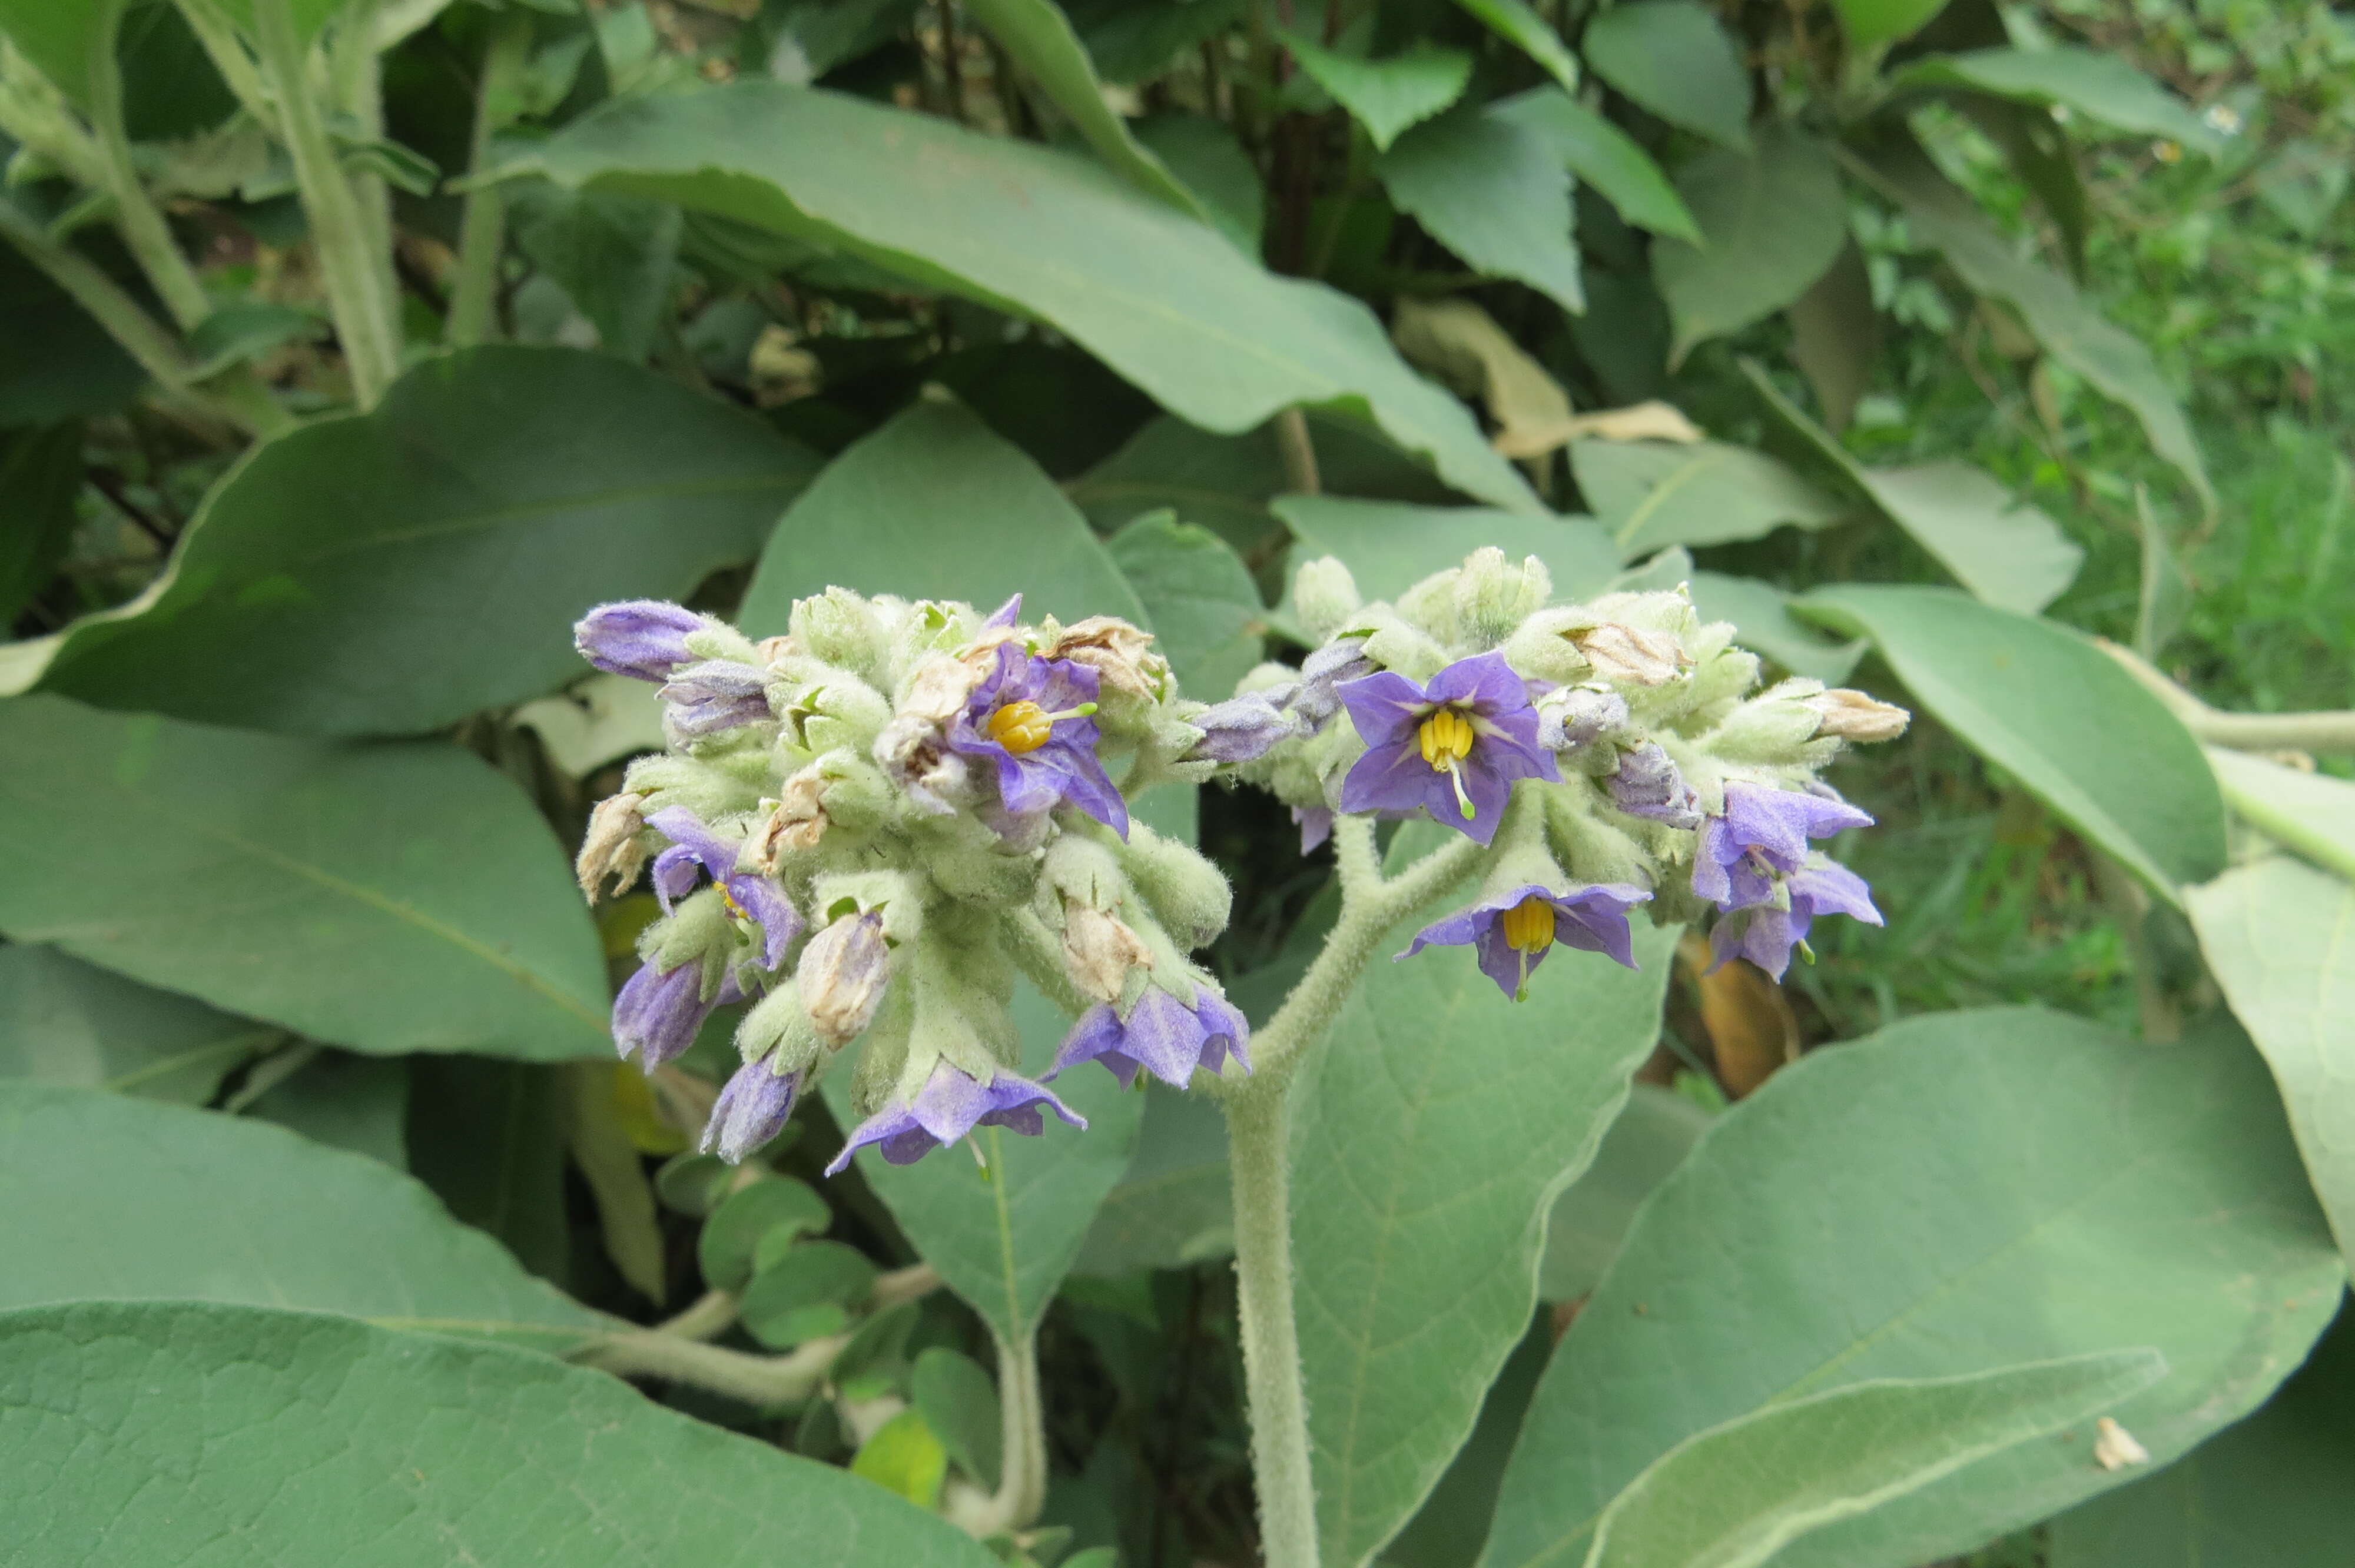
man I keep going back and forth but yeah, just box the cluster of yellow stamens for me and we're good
[1417,706,1478,819]
[1500,893,1557,955]
[986,697,1097,755]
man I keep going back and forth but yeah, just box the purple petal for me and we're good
[1791,859,1882,925]
[725,873,804,969]
[661,660,772,738]
[1711,904,1809,982]
[979,1069,1086,1132]
[1472,918,1534,998]
[650,845,702,914]
[1186,693,1298,763]
[1113,988,1215,1089]
[702,1062,802,1162]
[575,600,705,681]
[1337,669,1433,749]
[1049,1005,1133,1085]
[1424,650,1528,712]
[983,593,1023,630]
[1294,806,1334,855]
[1338,734,1447,818]
[908,1062,999,1146]
[646,806,741,882]
[1547,884,1651,969]
[612,959,714,1068]
[1192,989,1252,1076]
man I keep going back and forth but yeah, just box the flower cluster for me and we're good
[1219,548,1908,998]
[572,592,1247,1170]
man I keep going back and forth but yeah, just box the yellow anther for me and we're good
[1501,895,1557,955]
[717,882,750,922]
[1418,707,1475,769]
[987,700,1056,754]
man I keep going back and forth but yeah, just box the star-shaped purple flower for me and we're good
[1336,652,1560,845]
[646,806,803,969]
[701,1059,804,1163]
[1709,859,1882,981]
[947,643,1127,836]
[1049,986,1252,1090]
[575,600,706,681]
[1693,782,1873,909]
[613,959,741,1069]
[1395,882,1652,1001]
[824,1061,1087,1173]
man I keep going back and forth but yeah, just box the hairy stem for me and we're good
[1225,1084,1317,1568]
[2101,639,2355,754]
[173,0,279,128]
[446,12,532,347]
[0,201,196,393]
[575,1327,840,1404]
[88,5,213,332]
[1275,406,1322,496]
[978,1327,1049,1534]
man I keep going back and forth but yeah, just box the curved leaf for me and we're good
[1283,34,1473,152]
[1378,107,1582,314]
[0,942,272,1104]
[1895,48,2216,151]
[1829,0,1951,49]
[1490,88,1700,244]
[1450,0,1581,95]
[1582,1,1752,152]
[1654,127,1846,364]
[1275,496,1621,607]
[1571,438,1846,559]
[1539,1082,1710,1302]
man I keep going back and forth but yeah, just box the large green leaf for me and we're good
[15,346,817,736]
[509,185,684,361]
[1684,572,1865,686]
[1653,127,1846,365]
[1798,585,2225,899]
[1571,438,1846,560]
[2188,854,2355,1271]
[0,696,612,1060]
[1072,1078,1233,1276]
[0,942,272,1105]
[2205,746,2355,882]
[502,84,1537,511]
[0,0,112,107]
[0,1079,608,1347]
[0,238,146,427]
[1490,88,1700,244]
[1274,496,1620,607]
[1378,107,1581,313]
[1588,1353,2169,1568]
[1478,1008,2345,1568]
[0,1300,1006,1566]
[821,983,1143,1344]
[1450,0,1581,95]
[1104,513,1266,702]
[1895,48,2216,151]
[0,422,83,626]
[1829,0,1950,48]
[2050,1308,2355,1568]
[1282,33,1473,152]
[1297,824,1679,1568]
[1538,1081,1709,1302]
[741,396,1144,636]
[1581,1,1752,152]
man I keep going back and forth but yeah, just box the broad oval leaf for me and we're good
[1073,1078,1234,1276]
[0,1300,1005,1567]
[1378,107,1582,314]
[1582,1,1753,152]
[1478,1007,2345,1568]
[500,84,1538,512]
[1828,0,1951,48]
[1539,1082,1710,1302]
[1105,513,1266,702]
[0,1079,609,1348]
[1282,34,1474,152]
[1450,0,1582,95]
[1653,127,1846,365]
[740,396,1146,636]
[1275,496,1621,608]
[21,346,818,736]
[0,942,273,1104]
[1895,48,2216,151]
[1571,438,1846,559]
[1490,88,1700,244]
[1588,1353,2169,1568]
[0,696,612,1059]
[1797,584,2226,899]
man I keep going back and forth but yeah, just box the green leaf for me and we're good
[510,672,666,779]
[961,0,1215,222]
[1273,496,1620,609]
[1895,47,2217,152]
[1489,88,1700,244]
[0,942,270,1104]
[1450,0,1581,95]
[1684,572,1865,686]
[1796,585,2225,898]
[0,696,613,1058]
[246,1050,411,1169]
[0,1300,1005,1564]
[1377,107,1582,314]
[2050,1311,2355,1568]
[2132,486,2190,659]
[913,1345,1004,1489]
[501,84,1538,513]
[742,396,1145,637]
[0,1079,608,1347]
[0,242,144,426]
[1477,1008,2345,1568]
[185,302,319,380]
[510,185,684,361]
[1281,34,1472,152]
[1073,1077,1233,1275]
[1134,112,1265,253]
[560,1059,668,1303]
[1538,1082,1709,1302]
[699,1175,832,1291]
[1066,0,1247,85]
[18,346,818,735]
[1297,845,1679,1568]
[854,1407,952,1510]
[1588,1352,2170,1568]
[0,423,84,626]
[1385,1319,1554,1568]
[2203,748,2355,883]
[0,0,111,107]
[2187,854,2355,1271]
[1827,0,1950,49]
[1786,239,1880,435]
[1653,126,1845,365]
[1581,1,1752,152]
[741,1239,880,1348]
[406,1056,573,1285]
[820,983,1142,1344]
[1742,361,2081,612]
[1571,438,1846,560]
[1104,513,1266,702]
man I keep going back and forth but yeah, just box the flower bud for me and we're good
[1116,823,1232,951]
[749,762,830,868]
[1451,547,1551,647]
[1807,688,1910,743]
[798,909,893,1045]
[1537,687,1630,759]
[1182,692,1299,763]
[1294,638,1375,730]
[1292,556,1362,643]
[575,600,706,681]
[701,1058,805,1164]
[897,655,980,724]
[1062,901,1151,1003]
[790,587,888,679]
[1606,742,1703,829]
[660,660,773,739]
[1574,623,1689,686]
[576,792,648,900]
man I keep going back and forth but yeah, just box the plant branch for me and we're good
[1274,406,1321,495]
[1224,1084,1318,1568]
[0,200,197,393]
[652,1288,739,1341]
[968,1327,1049,1536]
[88,5,213,332]
[446,11,532,347]
[2099,639,2355,754]
[173,0,280,129]
[574,1326,841,1405]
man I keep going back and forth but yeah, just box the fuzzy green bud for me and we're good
[1115,822,1232,951]
[790,587,890,681]
[1292,556,1362,645]
[736,978,826,1072]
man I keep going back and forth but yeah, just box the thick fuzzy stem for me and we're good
[446,13,532,347]
[1226,1084,1318,1568]
[984,1328,1050,1534]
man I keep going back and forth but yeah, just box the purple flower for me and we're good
[1538,687,1628,755]
[1293,805,1334,855]
[613,958,739,1068]
[701,1059,804,1162]
[646,806,803,969]
[575,600,706,682]
[1336,652,1561,845]
[1709,860,1882,981]
[1608,742,1703,829]
[824,1061,1086,1173]
[1396,882,1652,1001]
[660,659,771,738]
[1294,640,1375,731]
[946,643,1127,837]
[1049,986,1252,1090]
[1184,690,1299,763]
[982,593,1023,630]
[1693,782,1873,909]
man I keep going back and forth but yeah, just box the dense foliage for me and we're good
[0,1,2349,1566]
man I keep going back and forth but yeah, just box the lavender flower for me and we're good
[701,1059,804,1162]
[660,659,771,738]
[1336,652,1560,845]
[1396,882,1651,1001]
[1049,986,1252,1089]
[1184,690,1299,763]
[1607,742,1703,829]
[946,642,1127,836]
[646,806,803,969]
[1692,782,1873,910]
[1709,860,1882,981]
[1292,805,1334,855]
[613,959,739,1069]
[575,600,706,681]
[1293,639,1376,731]
[824,1061,1086,1172]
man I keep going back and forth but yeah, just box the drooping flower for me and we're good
[613,959,739,1069]
[1050,986,1251,1089]
[1708,859,1881,981]
[1691,782,1873,910]
[1293,639,1376,731]
[646,806,803,969]
[797,908,890,1044]
[1336,652,1560,845]
[1396,882,1651,1001]
[946,642,1127,836]
[1182,690,1299,763]
[824,1061,1086,1172]
[701,1059,804,1162]
[659,659,771,738]
[1607,742,1703,829]
[575,600,707,682]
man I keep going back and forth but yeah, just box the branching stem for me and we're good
[447,13,533,348]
